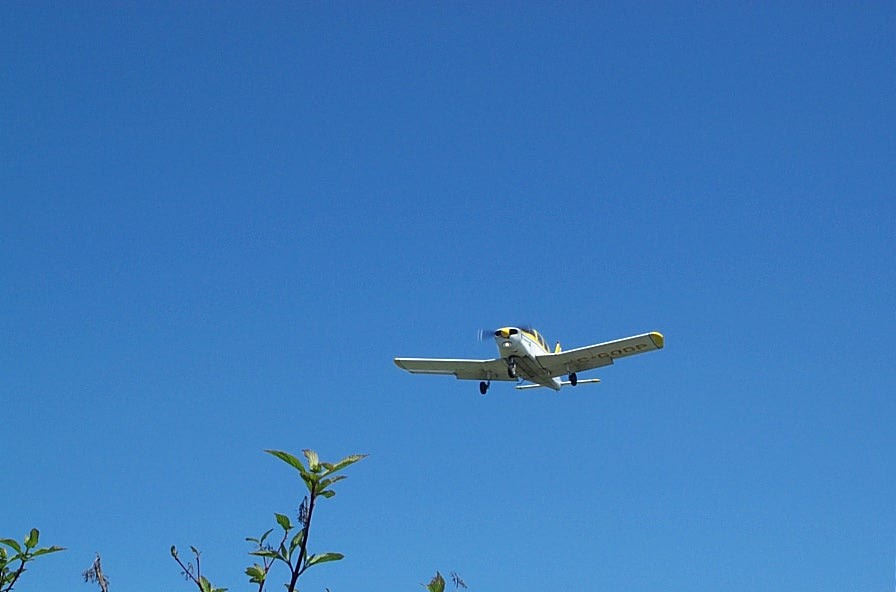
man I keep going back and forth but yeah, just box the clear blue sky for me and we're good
[3,3,894,591]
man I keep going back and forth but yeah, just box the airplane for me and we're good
[394,326,664,394]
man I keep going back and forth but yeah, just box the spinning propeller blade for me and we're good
[477,328,495,343]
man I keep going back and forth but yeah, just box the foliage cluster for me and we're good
[0,529,64,592]
[172,449,366,592]
[7,448,466,592]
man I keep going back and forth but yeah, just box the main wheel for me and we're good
[569,372,578,386]
[479,381,489,395]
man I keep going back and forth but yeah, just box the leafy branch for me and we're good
[424,571,467,592]
[173,448,366,592]
[170,545,227,592]
[0,528,64,592]
[246,449,366,592]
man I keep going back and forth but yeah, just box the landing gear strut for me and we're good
[479,381,489,395]
[507,357,518,379]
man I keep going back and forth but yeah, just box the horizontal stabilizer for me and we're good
[515,378,601,390]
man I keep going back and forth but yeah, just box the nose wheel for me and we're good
[479,381,489,395]
[507,357,518,379]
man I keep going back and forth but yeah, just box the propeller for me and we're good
[478,324,532,343]
[477,328,497,343]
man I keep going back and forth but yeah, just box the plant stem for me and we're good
[287,484,317,592]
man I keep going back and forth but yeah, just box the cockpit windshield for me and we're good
[521,327,548,351]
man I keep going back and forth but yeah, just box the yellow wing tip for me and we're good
[649,332,665,349]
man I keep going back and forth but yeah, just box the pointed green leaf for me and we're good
[246,528,274,546]
[289,530,305,555]
[321,454,368,476]
[30,546,65,558]
[319,475,347,489]
[249,549,281,560]
[198,577,227,592]
[265,449,311,478]
[319,489,336,499]
[0,539,22,554]
[24,529,39,549]
[426,572,445,592]
[303,449,320,471]
[275,513,292,531]
[305,552,343,569]
[245,564,266,583]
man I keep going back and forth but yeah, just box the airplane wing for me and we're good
[536,332,664,376]
[393,358,516,382]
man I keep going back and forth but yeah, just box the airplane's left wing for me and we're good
[537,332,664,376]
[393,358,516,382]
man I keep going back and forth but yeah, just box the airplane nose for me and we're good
[494,328,518,338]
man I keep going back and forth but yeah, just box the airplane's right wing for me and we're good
[393,357,515,382]
[537,332,664,376]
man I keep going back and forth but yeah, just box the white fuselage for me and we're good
[493,328,562,391]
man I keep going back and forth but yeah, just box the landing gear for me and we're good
[569,372,578,386]
[507,357,518,379]
[479,381,489,395]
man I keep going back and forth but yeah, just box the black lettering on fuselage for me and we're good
[597,343,649,359]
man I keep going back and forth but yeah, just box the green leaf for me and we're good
[303,449,320,471]
[265,450,310,478]
[245,564,266,583]
[245,528,274,546]
[289,530,305,555]
[249,549,281,560]
[318,475,347,490]
[30,546,65,558]
[321,454,367,476]
[426,572,445,592]
[275,513,292,531]
[319,489,336,499]
[304,552,343,569]
[198,576,227,592]
[24,529,39,549]
[0,539,22,554]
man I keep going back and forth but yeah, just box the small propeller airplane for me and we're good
[394,326,664,394]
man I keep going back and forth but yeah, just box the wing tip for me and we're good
[649,332,665,349]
